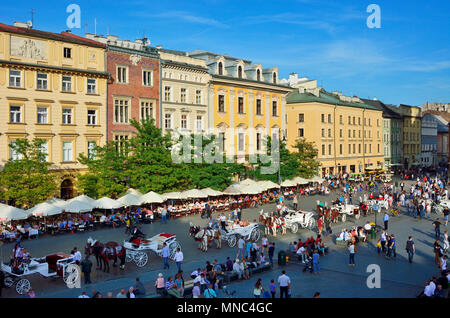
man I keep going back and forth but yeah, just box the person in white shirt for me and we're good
[297,246,306,263]
[72,247,82,265]
[78,291,89,298]
[233,259,244,279]
[174,248,183,271]
[277,271,291,298]
[128,287,136,298]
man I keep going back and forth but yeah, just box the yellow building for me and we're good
[286,87,384,177]
[188,50,292,162]
[398,104,421,168]
[0,22,108,198]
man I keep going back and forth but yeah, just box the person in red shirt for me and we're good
[317,217,324,236]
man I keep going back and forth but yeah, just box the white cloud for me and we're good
[133,10,228,28]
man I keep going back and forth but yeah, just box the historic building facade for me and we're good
[84,34,160,142]
[0,22,108,198]
[421,113,438,168]
[396,104,422,169]
[188,50,292,162]
[158,48,210,136]
[286,88,384,177]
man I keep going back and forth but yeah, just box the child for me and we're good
[269,279,276,298]
[376,239,381,254]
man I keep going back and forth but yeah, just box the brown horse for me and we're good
[85,237,126,273]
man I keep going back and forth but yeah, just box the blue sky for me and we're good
[1,0,449,106]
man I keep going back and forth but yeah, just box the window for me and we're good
[353,130,356,138]
[272,101,278,116]
[238,97,244,114]
[339,115,343,124]
[328,129,332,138]
[219,132,225,152]
[87,78,96,94]
[329,144,332,155]
[63,47,72,59]
[62,108,73,124]
[9,141,22,161]
[218,95,225,112]
[87,141,96,160]
[62,141,73,162]
[164,86,172,102]
[218,62,223,75]
[348,116,351,124]
[359,144,361,153]
[256,99,262,116]
[114,100,129,123]
[40,140,49,162]
[9,70,21,87]
[358,117,361,125]
[321,114,325,123]
[237,66,243,78]
[257,69,261,81]
[143,70,153,86]
[195,90,202,104]
[256,132,262,151]
[181,114,188,129]
[339,129,343,138]
[321,129,325,138]
[298,128,304,137]
[328,114,332,123]
[322,144,325,156]
[180,88,187,103]
[87,109,97,125]
[114,135,128,152]
[378,144,380,153]
[37,107,48,124]
[117,66,128,84]
[352,117,355,125]
[340,144,343,155]
[196,115,203,131]
[10,105,21,123]
[140,101,153,121]
[353,144,355,153]
[298,113,304,122]
[369,144,372,153]
[348,129,351,138]
[238,133,245,152]
[273,72,277,84]
[349,144,351,154]
[37,73,48,90]
[164,113,172,129]
[62,76,72,92]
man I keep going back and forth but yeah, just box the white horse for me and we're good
[189,222,221,252]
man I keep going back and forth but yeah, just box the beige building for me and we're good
[0,22,108,198]
[398,104,422,168]
[286,87,384,177]
[158,48,210,136]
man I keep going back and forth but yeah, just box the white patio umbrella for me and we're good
[280,179,297,187]
[239,178,259,187]
[62,200,94,213]
[222,185,243,195]
[181,189,208,199]
[258,180,280,190]
[0,203,29,221]
[27,202,63,217]
[161,192,183,200]
[240,184,265,195]
[310,176,324,183]
[47,197,68,208]
[200,188,223,197]
[94,197,124,210]
[293,176,310,185]
[117,193,144,207]
[126,188,144,197]
[68,194,97,206]
[141,191,165,204]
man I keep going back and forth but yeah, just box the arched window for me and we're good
[218,62,223,75]
[257,69,261,81]
[60,179,74,200]
[273,72,277,84]
[238,66,242,78]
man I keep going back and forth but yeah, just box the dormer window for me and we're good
[238,66,243,78]
[218,62,223,75]
[257,69,261,81]
[273,72,277,84]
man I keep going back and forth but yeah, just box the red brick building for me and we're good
[85,34,160,142]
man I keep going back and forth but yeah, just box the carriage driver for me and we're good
[129,226,144,246]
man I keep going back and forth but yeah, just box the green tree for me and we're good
[291,138,321,178]
[0,139,57,208]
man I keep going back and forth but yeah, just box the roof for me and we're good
[211,74,292,91]
[0,23,106,48]
[361,98,403,119]
[158,48,188,56]
[422,110,450,133]
[286,89,381,111]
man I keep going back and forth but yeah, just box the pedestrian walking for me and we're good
[383,212,389,231]
[433,218,442,240]
[269,279,276,298]
[312,250,320,274]
[174,248,183,272]
[406,236,415,263]
[443,230,449,254]
[380,229,387,254]
[387,234,397,258]
[161,206,168,224]
[268,242,275,267]
[161,242,170,269]
[253,279,264,298]
[348,242,356,266]
[80,255,92,284]
[237,237,245,259]
[317,217,323,236]
[434,239,443,265]
[277,270,291,298]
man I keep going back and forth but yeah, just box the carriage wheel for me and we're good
[16,278,31,295]
[63,264,80,286]
[308,219,316,230]
[134,252,148,267]
[169,241,182,260]
[341,214,347,223]
[290,223,299,234]
[227,235,237,248]
[125,252,133,263]
[4,276,14,288]
[251,228,261,241]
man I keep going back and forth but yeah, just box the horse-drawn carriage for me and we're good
[1,252,78,295]
[282,210,316,233]
[332,204,361,222]
[218,222,261,247]
[123,233,181,267]
[365,199,389,212]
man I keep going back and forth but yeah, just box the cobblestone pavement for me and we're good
[0,179,445,298]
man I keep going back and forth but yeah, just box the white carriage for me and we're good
[219,222,261,248]
[283,210,316,233]
[123,233,181,267]
[366,199,389,212]
[1,252,79,295]
[333,204,361,222]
